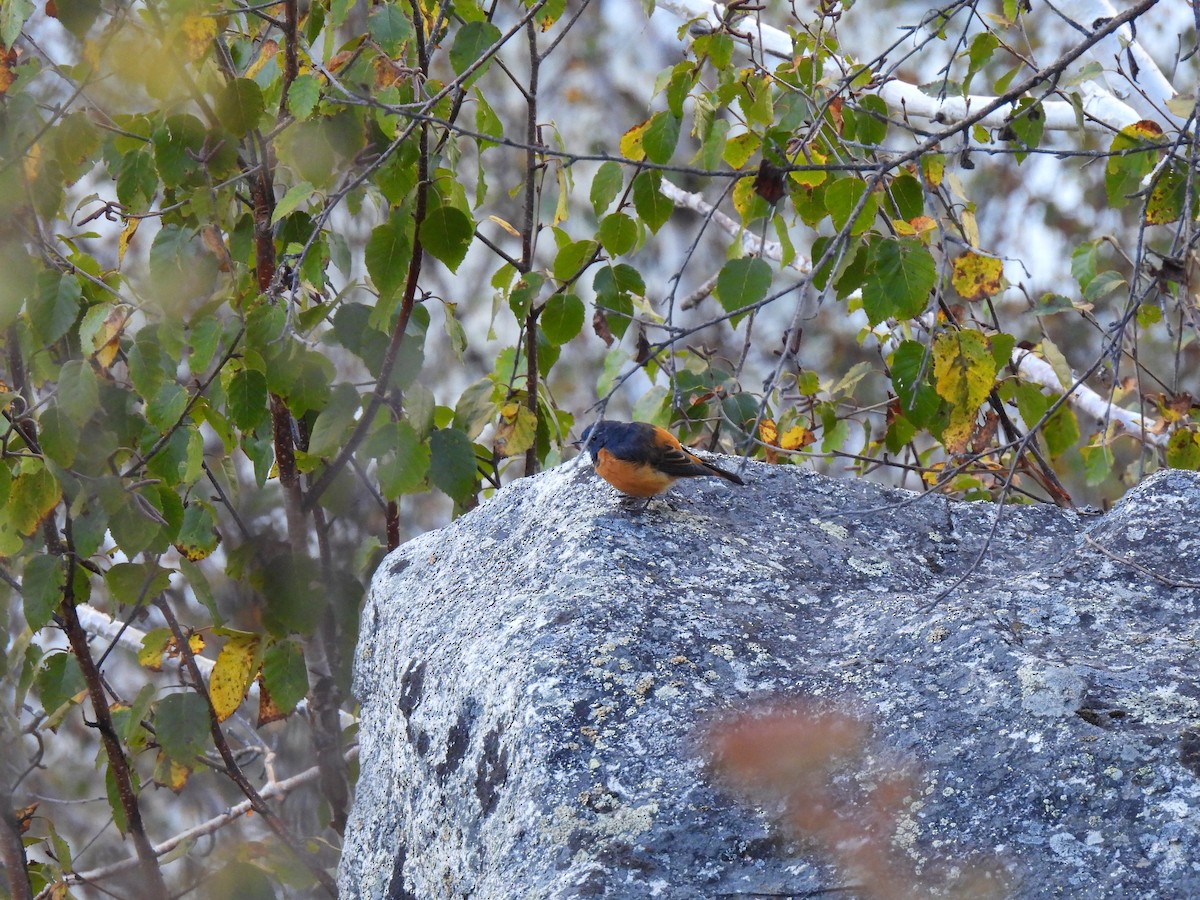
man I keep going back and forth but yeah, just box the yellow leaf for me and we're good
[553,165,570,226]
[932,331,998,454]
[951,252,1005,301]
[788,146,827,187]
[209,632,260,722]
[487,215,521,238]
[244,39,278,80]
[0,46,16,97]
[23,142,41,182]
[620,119,649,162]
[92,306,129,371]
[180,15,217,63]
[921,153,944,188]
[494,404,537,457]
[960,207,979,248]
[758,418,778,445]
[1120,119,1165,141]
[780,425,815,451]
[118,218,140,268]
[138,628,172,671]
[154,750,191,793]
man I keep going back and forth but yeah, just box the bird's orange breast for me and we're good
[595,449,677,497]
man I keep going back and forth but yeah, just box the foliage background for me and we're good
[0,0,1197,894]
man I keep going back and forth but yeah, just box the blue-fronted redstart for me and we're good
[574,420,745,500]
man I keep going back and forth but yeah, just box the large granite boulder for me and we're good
[339,459,1200,898]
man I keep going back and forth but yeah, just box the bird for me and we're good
[574,420,745,506]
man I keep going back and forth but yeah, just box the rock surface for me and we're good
[339,459,1200,899]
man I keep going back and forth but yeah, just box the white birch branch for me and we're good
[1012,350,1166,448]
[76,603,357,729]
[49,746,359,892]
[655,0,1169,132]
[657,180,1165,450]
[659,179,811,276]
[1050,0,1180,125]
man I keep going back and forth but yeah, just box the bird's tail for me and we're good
[704,461,745,486]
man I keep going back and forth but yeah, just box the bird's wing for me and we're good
[648,442,713,478]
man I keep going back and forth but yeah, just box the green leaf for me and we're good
[1004,98,1044,162]
[105,765,130,835]
[39,406,80,467]
[1083,270,1126,303]
[632,172,672,233]
[643,111,681,164]
[30,274,82,345]
[552,239,598,282]
[369,2,414,55]
[116,150,157,208]
[890,341,941,428]
[146,382,188,433]
[185,318,222,378]
[227,368,268,431]
[307,383,360,458]
[715,258,772,315]
[36,652,85,720]
[9,466,61,536]
[429,428,478,502]
[260,553,323,637]
[1,0,34,47]
[271,181,316,225]
[862,237,936,325]
[1167,429,1200,470]
[698,118,730,170]
[474,88,502,148]
[1081,443,1114,486]
[366,211,412,300]
[174,502,221,562]
[1071,240,1100,290]
[180,557,222,625]
[215,78,264,137]
[155,692,210,762]
[825,177,876,235]
[449,21,501,82]
[379,420,431,497]
[57,359,99,424]
[105,561,172,606]
[152,114,207,187]
[1105,121,1163,208]
[421,204,473,273]
[598,213,638,256]
[590,161,623,216]
[287,73,322,120]
[262,640,308,717]
[889,173,924,221]
[453,378,500,439]
[854,94,889,146]
[540,294,585,345]
[23,554,64,632]
[443,302,468,359]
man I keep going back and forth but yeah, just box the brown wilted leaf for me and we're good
[753,158,786,204]
[592,310,614,346]
[257,676,285,727]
